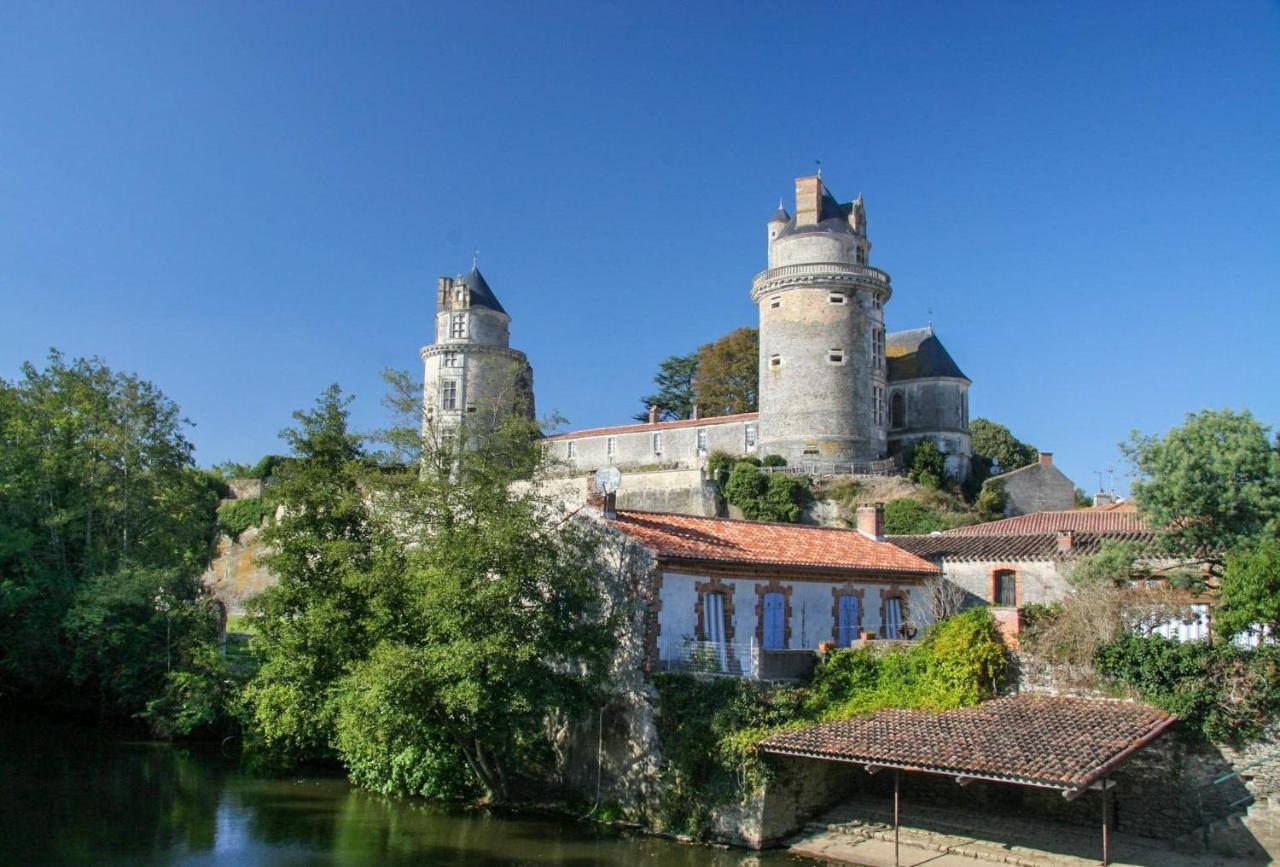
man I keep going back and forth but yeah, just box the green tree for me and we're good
[974,479,1007,522]
[1124,409,1280,570]
[634,353,698,421]
[722,461,809,522]
[906,440,947,489]
[969,418,1038,472]
[1215,539,1280,640]
[693,327,758,416]
[883,498,946,534]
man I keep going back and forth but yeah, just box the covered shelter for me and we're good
[758,694,1177,865]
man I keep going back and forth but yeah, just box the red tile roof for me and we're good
[944,509,1150,537]
[759,694,1176,794]
[608,510,939,575]
[544,412,758,441]
[889,531,1159,562]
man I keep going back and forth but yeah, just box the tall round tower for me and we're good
[752,175,891,465]
[420,265,534,440]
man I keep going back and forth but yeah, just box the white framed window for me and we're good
[696,428,708,455]
[872,327,884,369]
[566,441,577,459]
[653,431,664,455]
[769,296,781,309]
[873,385,885,426]
[828,347,845,365]
[440,380,458,410]
[745,424,757,451]
[450,314,467,339]
[606,437,617,459]
[828,292,846,304]
[442,351,460,368]
[769,354,782,368]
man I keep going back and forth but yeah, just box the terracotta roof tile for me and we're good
[889,531,1159,562]
[545,412,758,442]
[608,510,940,575]
[944,510,1150,536]
[759,694,1176,792]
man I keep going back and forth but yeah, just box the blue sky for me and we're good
[2,2,1277,493]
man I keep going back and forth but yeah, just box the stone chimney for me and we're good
[1039,452,1054,466]
[856,503,885,542]
[648,404,659,424]
[1056,529,1074,555]
[692,404,701,421]
[585,473,603,509]
[795,175,823,227]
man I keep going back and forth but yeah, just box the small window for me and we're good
[769,354,782,368]
[566,441,577,459]
[696,428,708,455]
[828,292,846,305]
[873,296,882,310]
[606,437,617,459]
[856,247,867,265]
[442,351,460,368]
[467,405,477,414]
[769,296,781,309]
[745,424,757,451]
[891,392,906,430]
[440,380,458,410]
[872,385,885,427]
[872,327,885,369]
[803,447,820,456]
[994,570,1017,607]
[653,431,664,455]
[450,314,467,339]
[961,392,968,426]
[828,348,845,365]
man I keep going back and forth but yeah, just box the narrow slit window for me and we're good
[769,296,781,309]
[828,348,845,365]
[769,354,782,368]
[606,437,617,459]
[828,293,846,304]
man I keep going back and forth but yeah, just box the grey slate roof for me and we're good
[462,266,507,315]
[774,184,857,237]
[886,326,969,382]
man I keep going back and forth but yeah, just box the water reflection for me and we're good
[0,720,814,866]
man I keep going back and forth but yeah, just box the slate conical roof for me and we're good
[885,326,969,382]
[771,199,791,223]
[462,265,507,315]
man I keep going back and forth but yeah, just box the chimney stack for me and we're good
[1056,529,1074,554]
[1093,491,1117,508]
[585,473,604,509]
[648,404,659,424]
[856,503,885,542]
[1039,452,1054,466]
[603,491,617,520]
[795,175,823,227]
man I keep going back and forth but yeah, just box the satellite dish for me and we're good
[595,466,622,495]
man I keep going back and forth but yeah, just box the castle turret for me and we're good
[752,175,891,464]
[421,264,534,439]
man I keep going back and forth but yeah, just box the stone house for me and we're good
[986,452,1078,516]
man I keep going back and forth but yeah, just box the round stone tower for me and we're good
[420,265,534,440]
[752,175,892,465]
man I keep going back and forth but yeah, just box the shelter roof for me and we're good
[888,531,1158,562]
[544,412,758,442]
[886,327,969,382]
[759,694,1175,796]
[945,509,1150,536]
[608,509,939,576]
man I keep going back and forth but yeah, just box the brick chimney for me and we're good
[585,473,604,509]
[856,503,885,542]
[648,404,659,424]
[1056,529,1074,554]
[1039,452,1054,466]
[795,175,823,226]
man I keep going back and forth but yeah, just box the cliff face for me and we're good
[202,524,274,615]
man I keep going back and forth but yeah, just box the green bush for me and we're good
[974,479,1007,522]
[883,498,946,534]
[707,451,737,483]
[721,461,810,522]
[217,497,273,539]
[761,454,787,468]
[906,440,947,489]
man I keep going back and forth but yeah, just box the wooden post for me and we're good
[894,769,901,867]
[1102,775,1111,866]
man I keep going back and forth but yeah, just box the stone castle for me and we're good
[422,173,972,479]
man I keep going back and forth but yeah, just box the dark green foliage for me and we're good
[216,497,273,540]
[706,451,737,483]
[974,478,1007,522]
[906,440,947,489]
[883,498,946,534]
[969,418,1039,472]
[1095,635,1280,743]
[249,454,287,479]
[1215,539,1280,639]
[722,461,810,522]
[634,353,698,421]
[761,454,787,468]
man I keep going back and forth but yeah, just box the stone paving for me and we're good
[787,795,1269,866]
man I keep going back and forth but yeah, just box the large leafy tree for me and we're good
[1215,539,1280,640]
[694,326,758,417]
[634,352,697,421]
[1124,409,1280,570]
[969,418,1038,472]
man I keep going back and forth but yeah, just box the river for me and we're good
[0,719,820,866]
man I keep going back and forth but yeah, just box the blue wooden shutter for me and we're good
[838,595,860,646]
[763,592,786,649]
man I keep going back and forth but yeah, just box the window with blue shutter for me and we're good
[838,595,860,646]
[762,592,786,649]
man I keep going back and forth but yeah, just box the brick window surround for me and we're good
[878,584,911,639]
[754,579,793,649]
[989,566,1023,607]
[830,583,868,643]
[693,577,737,645]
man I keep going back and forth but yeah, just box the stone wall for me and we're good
[547,417,755,473]
[994,458,1077,516]
[201,524,274,615]
[536,467,720,517]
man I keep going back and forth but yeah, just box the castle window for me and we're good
[745,424,757,451]
[873,385,885,427]
[891,392,906,430]
[606,437,617,459]
[856,247,867,265]
[653,431,664,455]
[769,354,781,368]
[442,351,460,368]
[440,380,458,410]
[696,428,708,455]
[566,441,577,459]
[828,348,845,365]
[828,293,846,305]
[873,295,882,310]
[769,296,781,309]
[872,327,885,369]
[467,405,476,414]
[961,392,968,426]
[450,314,467,339]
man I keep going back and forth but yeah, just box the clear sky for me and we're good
[2,2,1277,493]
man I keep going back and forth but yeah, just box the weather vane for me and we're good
[815,159,822,178]
[472,249,479,269]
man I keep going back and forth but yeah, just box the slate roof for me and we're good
[759,694,1176,795]
[945,509,1151,536]
[462,266,507,315]
[886,326,969,382]
[775,184,858,237]
[888,531,1159,562]
[544,412,758,442]
[608,509,940,576]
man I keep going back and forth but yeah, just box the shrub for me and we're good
[216,497,273,539]
[906,440,947,489]
[883,498,946,534]
[706,451,737,483]
[974,479,1007,522]
[761,454,787,468]
[722,461,810,523]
